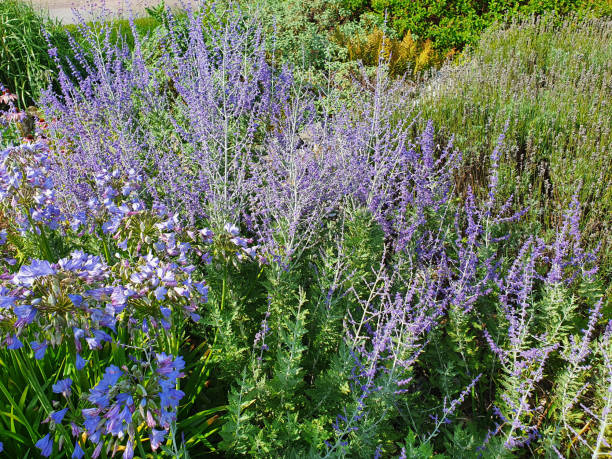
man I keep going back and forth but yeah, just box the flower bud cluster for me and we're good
[111,253,206,331]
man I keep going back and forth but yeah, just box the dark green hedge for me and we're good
[343,0,612,49]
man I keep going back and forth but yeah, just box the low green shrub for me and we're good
[416,14,612,277]
[342,0,612,51]
[63,16,160,51]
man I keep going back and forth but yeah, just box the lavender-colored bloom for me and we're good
[0,292,15,309]
[13,260,55,286]
[156,353,185,377]
[6,335,23,350]
[0,143,63,233]
[123,439,134,459]
[150,429,167,450]
[82,410,100,434]
[68,294,84,307]
[13,304,36,327]
[76,354,88,370]
[92,442,103,459]
[224,223,240,236]
[154,286,167,301]
[85,287,113,301]
[111,287,129,307]
[88,365,122,407]
[146,410,156,428]
[86,330,112,350]
[78,353,184,452]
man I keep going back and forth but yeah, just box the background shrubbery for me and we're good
[346,0,612,50]
[415,15,612,278]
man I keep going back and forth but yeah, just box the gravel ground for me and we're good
[28,0,187,23]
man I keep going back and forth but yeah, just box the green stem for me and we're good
[15,349,74,453]
[25,210,53,261]
[37,224,54,262]
[203,261,228,370]
[101,231,112,264]
[136,434,148,457]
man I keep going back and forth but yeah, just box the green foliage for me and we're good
[63,16,161,51]
[0,0,69,108]
[416,15,612,277]
[214,210,395,457]
[0,345,73,456]
[248,0,349,68]
[331,27,449,76]
[399,430,446,458]
[350,0,611,51]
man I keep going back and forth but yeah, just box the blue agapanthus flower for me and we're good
[35,433,53,457]
[30,340,48,360]
[52,378,73,398]
[51,408,68,423]
[12,259,55,286]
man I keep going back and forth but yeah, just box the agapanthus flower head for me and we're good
[77,352,185,452]
[112,253,206,332]
[0,142,62,233]
[0,250,117,353]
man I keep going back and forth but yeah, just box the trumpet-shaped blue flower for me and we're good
[35,433,53,457]
[52,378,73,398]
